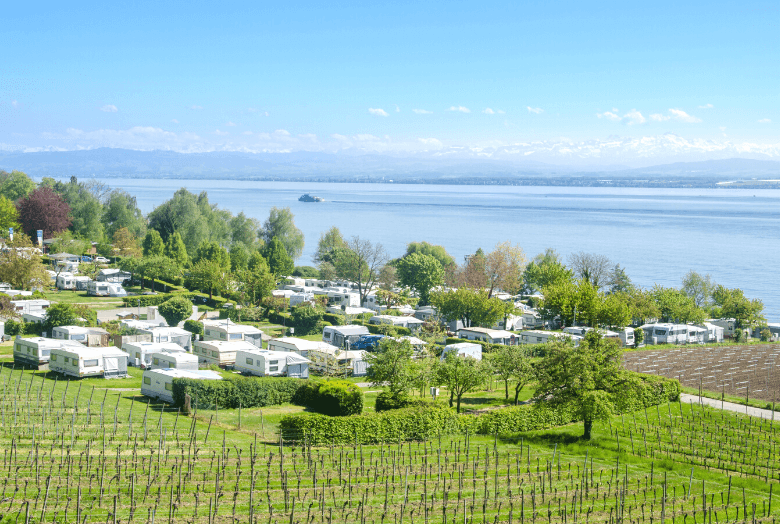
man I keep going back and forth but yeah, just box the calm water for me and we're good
[85,179,780,321]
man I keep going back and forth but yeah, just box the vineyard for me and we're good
[624,344,780,403]
[0,364,779,523]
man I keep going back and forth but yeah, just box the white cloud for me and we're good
[668,108,701,123]
[483,108,495,115]
[698,104,714,109]
[758,118,772,123]
[353,134,380,141]
[171,119,179,124]
[527,106,544,114]
[246,107,257,113]
[190,105,203,110]
[623,109,646,125]
[226,121,236,126]
[243,131,253,135]
[395,105,400,113]
[100,104,118,113]
[368,108,389,117]
[418,138,443,147]
[719,126,727,132]
[264,111,269,117]
[497,109,505,114]
[214,129,229,136]
[413,109,433,114]
[448,106,471,113]
[597,111,622,121]
[273,129,291,136]
[12,100,19,108]
[650,113,671,122]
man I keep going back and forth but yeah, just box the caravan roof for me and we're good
[328,325,370,336]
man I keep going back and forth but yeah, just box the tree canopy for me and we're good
[158,296,193,327]
[435,352,489,413]
[0,170,36,202]
[262,207,304,260]
[429,288,508,328]
[365,338,416,398]
[16,186,72,240]
[396,252,444,305]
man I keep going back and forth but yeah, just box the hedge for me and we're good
[444,337,549,356]
[375,392,432,412]
[367,324,411,337]
[294,380,363,416]
[323,313,344,326]
[171,375,305,409]
[122,291,230,309]
[280,404,461,444]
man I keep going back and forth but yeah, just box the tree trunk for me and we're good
[505,380,509,400]
[449,391,453,408]
[514,387,520,405]
[583,418,593,440]
[456,395,461,413]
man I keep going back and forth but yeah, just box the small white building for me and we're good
[322,325,370,348]
[121,341,186,368]
[10,299,50,315]
[290,292,316,307]
[51,325,111,346]
[518,330,583,346]
[369,315,424,332]
[640,323,690,345]
[457,327,517,345]
[686,325,707,344]
[234,348,311,378]
[56,272,77,290]
[201,319,266,347]
[141,368,222,404]
[150,350,199,371]
[441,342,483,361]
[87,281,127,297]
[267,337,339,359]
[192,339,257,367]
[13,336,84,369]
[50,346,129,378]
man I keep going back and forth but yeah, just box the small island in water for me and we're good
[299,193,324,202]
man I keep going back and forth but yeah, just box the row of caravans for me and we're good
[13,335,130,378]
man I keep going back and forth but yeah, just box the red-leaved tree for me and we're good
[16,186,72,240]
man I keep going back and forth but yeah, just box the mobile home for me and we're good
[457,327,517,345]
[640,323,690,345]
[87,281,127,297]
[305,345,368,376]
[201,319,267,347]
[51,325,110,347]
[701,322,725,343]
[290,292,315,307]
[709,319,737,339]
[322,325,370,349]
[56,272,77,290]
[136,327,192,350]
[234,348,311,378]
[440,342,482,361]
[13,337,84,370]
[10,299,50,315]
[121,341,185,368]
[518,330,583,346]
[368,315,424,332]
[150,350,199,371]
[192,339,257,367]
[50,346,129,378]
[266,337,340,359]
[141,369,222,404]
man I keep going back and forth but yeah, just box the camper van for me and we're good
[133,326,193,350]
[56,272,77,290]
[234,348,311,378]
[201,319,266,347]
[321,325,370,348]
[150,350,199,371]
[13,337,84,370]
[121,341,185,368]
[192,339,257,367]
[440,342,482,361]
[640,323,690,345]
[141,369,222,404]
[368,315,424,332]
[457,327,517,345]
[51,325,110,347]
[50,346,129,378]
[87,281,127,297]
[266,337,340,359]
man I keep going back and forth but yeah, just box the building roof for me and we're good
[270,337,339,351]
[326,325,370,335]
[458,327,514,337]
[194,339,258,351]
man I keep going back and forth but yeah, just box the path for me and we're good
[679,393,779,420]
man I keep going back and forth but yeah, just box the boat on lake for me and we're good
[299,194,324,202]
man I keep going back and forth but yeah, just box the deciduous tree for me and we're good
[158,296,193,327]
[486,344,534,404]
[0,236,49,290]
[365,338,416,398]
[0,195,21,235]
[568,252,612,290]
[435,352,489,413]
[16,186,71,240]
[263,236,294,276]
[142,230,165,257]
[332,236,388,303]
[262,207,304,260]
[164,231,189,266]
[0,170,36,201]
[681,270,716,309]
[711,285,764,329]
[396,253,444,305]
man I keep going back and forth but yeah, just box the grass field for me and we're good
[0,362,778,523]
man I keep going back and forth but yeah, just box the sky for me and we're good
[1,0,778,159]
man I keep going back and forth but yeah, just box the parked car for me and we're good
[351,334,385,351]
[81,256,93,262]
[95,256,109,263]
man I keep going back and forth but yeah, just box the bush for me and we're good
[290,304,325,336]
[734,328,744,342]
[171,375,306,409]
[367,324,411,337]
[293,266,320,278]
[158,296,193,327]
[5,319,21,336]
[280,404,461,444]
[323,313,344,326]
[183,320,203,337]
[375,391,432,412]
[219,307,265,322]
[761,328,771,342]
[296,380,363,416]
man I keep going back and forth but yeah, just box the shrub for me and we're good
[158,296,193,327]
[171,375,306,409]
[297,380,364,416]
[183,320,203,338]
[323,313,344,326]
[375,391,432,412]
[367,324,411,337]
[290,304,325,336]
[5,319,21,336]
[760,328,771,342]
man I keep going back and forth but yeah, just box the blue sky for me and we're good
[1,0,778,159]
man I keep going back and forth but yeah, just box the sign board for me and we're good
[36,230,43,246]
[8,227,12,241]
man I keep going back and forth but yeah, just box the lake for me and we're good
[82,178,780,321]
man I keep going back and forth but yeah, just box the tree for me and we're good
[102,190,146,238]
[615,287,660,326]
[237,256,275,305]
[435,353,489,413]
[608,264,633,294]
[58,178,105,240]
[314,226,346,264]
[289,303,324,335]
[193,241,230,270]
[429,288,506,328]
[533,331,623,439]
[332,236,388,303]
[396,253,444,305]
[365,338,416,398]
[16,186,71,240]
[0,170,36,201]
[112,227,142,258]
[137,256,181,292]
[404,241,455,269]
[540,279,602,327]
[650,285,705,324]
[597,292,632,328]
[681,270,716,309]
[164,231,189,266]
[262,207,304,260]
[711,285,764,329]
[486,345,534,404]
[44,303,80,332]
[147,188,213,254]
[142,230,165,257]
[229,242,250,272]
[0,236,49,290]
[263,236,294,276]
[483,241,527,297]
[0,195,21,235]
[568,252,612,290]
[188,259,227,299]
[523,249,573,293]
[229,212,260,246]
[292,266,320,278]
[158,296,193,327]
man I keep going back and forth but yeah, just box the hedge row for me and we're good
[444,337,549,356]
[171,375,305,409]
[279,404,461,444]
[367,324,412,337]
[122,291,230,309]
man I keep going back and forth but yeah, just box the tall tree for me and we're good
[534,331,623,439]
[435,352,489,413]
[112,227,142,258]
[229,242,250,272]
[137,255,180,292]
[0,235,49,290]
[158,296,193,327]
[229,212,260,246]
[681,270,716,309]
[263,236,294,276]
[102,190,146,238]
[332,236,388,303]
[0,170,36,202]
[16,186,71,240]
[540,279,602,327]
[523,249,574,293]
[0,195,21,235]
[404,241,456,269]
[711,285,764,329]
[58,178,105,240]
[396,253,444,305]
[650,285,706,324]
[608,264,633,294]
[44,303,80,331]
[237,255,275,305]
[142,230,165,257]
[486,344,534,404]
[482,241,527,297]
[187,259,227,299]
[147,188,211,255]
[568,252,612,290]
[164,231,189,266]
[365,338,416,399]
[314,226,347,264]
[429,288,507,328]
[262,207,304,260]
[193,240,230,270]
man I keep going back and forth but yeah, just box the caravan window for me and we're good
[654,329,667,336]
[83,359,98,367]
[165,383,172,391]
[144,377,151,385]
[246,358,253,365]
[269,360,279,365]
[72,335,86,341]
[229,333,242,340]
[153,358,160,365]
[41,350,50,357]
[63,356,70,363]
[212,350,219,357]
[72,360,78,367]
[158,336,168,342]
